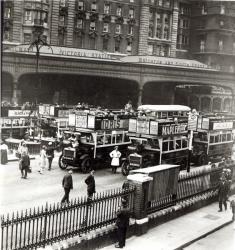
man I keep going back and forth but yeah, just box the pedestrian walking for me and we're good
[217,176,230,212]
[110,146,122,173]
[46,142,54,170]
[230,198,235,221]
[17,141,29,158]
[115,199,131,248]
[85,170,96,203]
[0,141,8,164]
[38,145,47,174]
[20,151,30,179]
[61,169,73,204]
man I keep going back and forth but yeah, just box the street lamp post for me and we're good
[28,31,53,140]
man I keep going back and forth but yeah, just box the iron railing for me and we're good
[1,187,135,250]
[147,166,223,213]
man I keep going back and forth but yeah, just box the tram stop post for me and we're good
[127,174,153,236]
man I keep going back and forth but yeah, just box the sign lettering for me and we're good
[8,110,35,117]
[101,119,120,130]
[212,121,233,130]
[160,123,188,136]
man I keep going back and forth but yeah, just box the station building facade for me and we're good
[2,0,235,112]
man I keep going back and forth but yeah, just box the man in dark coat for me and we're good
[218,176,229,212]
[85,170,96,203]
[61,170,73,204]
[46,142,55,170]
[115,199,131,248]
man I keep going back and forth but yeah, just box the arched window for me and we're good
[201,97,211,112]
[212,97,221,112]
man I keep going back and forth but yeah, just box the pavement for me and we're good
[101,195,235,250]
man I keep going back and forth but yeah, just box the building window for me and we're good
[202,4,207,15]
[115,40,120,52]
[91,3,97,12]
[164,0,170,8]
[76,19,83,29]
[129,8,134,18]
[164,27,169,39]
[103,38,108,51]
[117,6,122,16]
[59,16,65,26]
[104,4,110,14]
[200,40,205,52]
[90,21,96,30]
[24,33,31,43]
[183,19,189,28]
[149,26,153,37]
[3,30,10,41]
[158,0,163,6]
[60,0,66,7]
[25,10,32,22]
[115,24,121,34]
[127,42,132,53]
[78,1,84,10]
[4,7,11,18]
[89,37,96,49]
[148,44,153,55]
[128,26,133,35]
[58,33,65,46]
[220,5,225,14]
[103,23,109,32]
[218,40,223,51]
[156,45,168,56]
[219,20,224,27]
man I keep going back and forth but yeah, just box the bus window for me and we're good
[210,135,214,143]
[182,138,188,148]
[175,139,181,149]
[222,134,227,142]
[169,140,174,151]
[227,133,232,141]
[161,112,167,118]
[150,139,159,149]
[168,112,173,117]
[163,141,168,151]
[215,134,219,143]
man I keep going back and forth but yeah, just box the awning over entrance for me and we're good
[120,55,216,71]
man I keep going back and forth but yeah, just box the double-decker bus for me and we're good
[59,109,133,173]
[192,114,235,165]
[121,105,191,175]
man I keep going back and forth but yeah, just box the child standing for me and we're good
[38,145,47,174]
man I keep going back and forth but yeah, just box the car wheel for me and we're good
[81,157,92,173]
[59,154,68,170]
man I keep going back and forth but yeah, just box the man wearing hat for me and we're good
[46,141,55,171]
[61,169,73,204]
[115,199,131,248]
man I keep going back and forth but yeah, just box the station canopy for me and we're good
[4,44,215,70]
